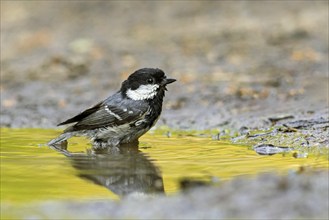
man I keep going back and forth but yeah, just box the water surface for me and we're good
[1,128,328,203]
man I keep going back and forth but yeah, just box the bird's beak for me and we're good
[162,78,176,86]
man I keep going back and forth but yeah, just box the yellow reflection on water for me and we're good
[1,128,328,203]
[142,134,328,194]
[1,128,118,203]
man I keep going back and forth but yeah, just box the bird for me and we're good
[48,68,176,149]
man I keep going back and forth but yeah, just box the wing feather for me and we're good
[60,98,148,132]
[69,105,143,131]
[57,102,103,126]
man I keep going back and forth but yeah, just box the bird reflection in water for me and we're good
[50,141,164,197]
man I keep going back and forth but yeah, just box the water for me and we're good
[1,128,328,203]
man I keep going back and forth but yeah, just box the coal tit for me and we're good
[48,68,176,149]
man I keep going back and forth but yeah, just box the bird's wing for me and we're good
[57,101,103,126]
[59,101,147,132]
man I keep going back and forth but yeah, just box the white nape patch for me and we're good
[105,105,122,120]
[126,84,159,100]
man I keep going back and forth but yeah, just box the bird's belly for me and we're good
[93,123,149,146]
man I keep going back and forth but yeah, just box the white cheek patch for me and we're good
[126,84,159,100]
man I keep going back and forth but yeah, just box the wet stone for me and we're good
[253,144,294,155]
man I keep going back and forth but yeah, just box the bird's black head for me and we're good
[121,68,176,100]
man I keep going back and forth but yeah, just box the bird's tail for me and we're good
[48,132,73,146]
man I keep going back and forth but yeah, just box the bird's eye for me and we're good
[147,78,154,84]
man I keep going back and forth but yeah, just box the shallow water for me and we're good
[1,128,328,203]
